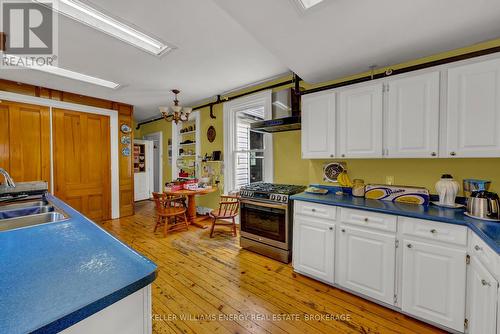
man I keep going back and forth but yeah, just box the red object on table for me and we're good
[163,187,217,228]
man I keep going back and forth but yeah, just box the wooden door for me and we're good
[339,83,383,158]
[336,225,396,305]
[386,72,440,158]
[401,239,466,332]
[466,255,498,334]
[301,90,336,159]
[447,58,500,157]
[293,216,335,283]
[0,101,50,185]
[53,108,111,221]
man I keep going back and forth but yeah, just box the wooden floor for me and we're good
[99,201,445,334]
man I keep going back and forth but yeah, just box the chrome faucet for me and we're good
[0,168,15,188]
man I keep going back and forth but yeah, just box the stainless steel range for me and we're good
[239,183,306,263]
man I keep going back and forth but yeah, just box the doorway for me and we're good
[143,132,163,192]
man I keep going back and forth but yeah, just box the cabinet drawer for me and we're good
[294,201,336,220]
[470,231,499,279]
[400,217,467,246]
[340,208,396,232]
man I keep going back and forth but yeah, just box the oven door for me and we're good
[240,199,289,250]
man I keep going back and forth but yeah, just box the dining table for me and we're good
[163,187,218,228]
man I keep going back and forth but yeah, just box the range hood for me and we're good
[250,88,301,133]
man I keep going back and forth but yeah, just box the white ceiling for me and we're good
[1,0,500,122]
[0,0,288,121]
[214,0,500,82]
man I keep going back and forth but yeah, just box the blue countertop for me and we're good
[0,194,157,334]
[291,190,500,254]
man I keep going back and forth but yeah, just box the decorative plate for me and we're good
[323,162,346,183]
[120,123,132,134]
[121,135,131,145]
[121,147,131,156]
[207,125,216,143]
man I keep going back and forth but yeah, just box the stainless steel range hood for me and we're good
[251,88,301,133]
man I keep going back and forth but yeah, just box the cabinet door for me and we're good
[386,72,440,158]
[339,83,383,158]
[336,225,396,305]
[301,91,336,159]
[293,216,334,283]
[447,58,500,157]
[401,239,466,332]
[466,256,498,334]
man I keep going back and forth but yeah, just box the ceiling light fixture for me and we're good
[296,0,325,9]
[160,89,192,124]
[6,55,120,88]
[36,0,172,56]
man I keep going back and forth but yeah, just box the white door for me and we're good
[134,140,154,201]
[447,58,500,157]
[466,256,498,334]
[301,90,336,159]
[386,72,440,158]
[336,225,396,305]
[339,83,383,158]
[401,239,466,332]
[293,216,335,283]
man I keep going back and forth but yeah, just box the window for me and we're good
[223,91,273,192]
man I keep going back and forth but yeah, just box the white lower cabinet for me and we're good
[401,239,467,332]
[336,225,396,305]
[293,215,335,284]
[466,255,498,334]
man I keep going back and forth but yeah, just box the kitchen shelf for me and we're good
[180,130,196,136]
[179,142,196,146]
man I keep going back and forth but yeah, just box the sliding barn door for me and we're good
[53,108,111,221]
[0,101,50,185]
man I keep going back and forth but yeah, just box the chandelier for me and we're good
[159,89,192,124]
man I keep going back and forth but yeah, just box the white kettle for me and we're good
[435,174,460,207]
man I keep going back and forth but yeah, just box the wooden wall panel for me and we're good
[0,104,10,172]
[116,103,135,217]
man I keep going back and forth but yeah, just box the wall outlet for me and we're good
[386,176,395,185]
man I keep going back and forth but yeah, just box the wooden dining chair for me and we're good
[209,195,240,238]
[152,192,189,237]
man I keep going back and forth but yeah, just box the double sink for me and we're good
[0,197,67,232]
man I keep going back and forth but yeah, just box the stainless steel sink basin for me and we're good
[0,200,49,211]
[0,212,66,232]
[0,200,54,219]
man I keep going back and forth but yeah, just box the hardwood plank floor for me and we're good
[99,201,446,334]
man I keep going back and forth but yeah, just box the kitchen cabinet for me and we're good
[465,255,498,334]
[385,72,440,158]
[293,214,335,283]
[446,58,500,157]
[301,90,336,159]
[401,239,466,332]
[336,225,396,305]
[339,83,383,158]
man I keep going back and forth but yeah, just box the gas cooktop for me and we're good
[240,183,306,204]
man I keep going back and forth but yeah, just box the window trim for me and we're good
[223,90,273,193]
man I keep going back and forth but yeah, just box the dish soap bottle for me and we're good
[435,174,459,207]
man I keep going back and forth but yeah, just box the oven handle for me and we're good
[240,199,288,210]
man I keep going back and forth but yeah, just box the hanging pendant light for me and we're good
[159,89,192,124]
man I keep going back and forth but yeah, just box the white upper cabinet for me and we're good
[339,83,383,158]
[401,239,466,332]
[447,58,500,157]
[301,91,336,159]
[386,72,440,158]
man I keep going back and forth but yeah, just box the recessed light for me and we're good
[296,0,325,9]
[36,0,172,56]
[5,55,120,88]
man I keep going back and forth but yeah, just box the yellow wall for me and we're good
[138,38,500,208]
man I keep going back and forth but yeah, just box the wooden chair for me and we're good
[209,195,240,238]
[152,192,189,236]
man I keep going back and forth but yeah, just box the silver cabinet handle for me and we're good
[430,229,437,234]
[341,154,345,157]
[450,151,456,156]
[311,208,316,212]
[364,218,369,222]
[431,152,437,156]
[407,244,413,248]
[482,279,491,286]
[341,229,346,233]
[329,227,333,230]
[474,245,483,251]
[330,154,334,158]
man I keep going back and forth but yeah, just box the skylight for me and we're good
[297,0,325,9]
[6,55,120,88]
[37,0,171,56]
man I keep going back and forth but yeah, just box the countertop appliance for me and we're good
[239,183,306,263]
[466,191,500,221]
